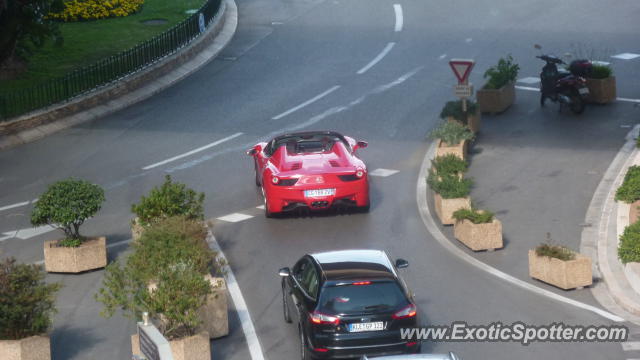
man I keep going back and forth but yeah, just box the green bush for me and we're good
[132,175,205,226]
[439,100,478,124]
[427,172,472,199]
[636,136,640,149]
[431,154,468,175]
[428,121,474,146]
[619,221,640,264]
[589,64,613,79]
[452,208,494,224]
[30,178,105,246]
[535,243,575,261]
[0,258,62,340]
[615,166,640,204]
[483,55,520,90]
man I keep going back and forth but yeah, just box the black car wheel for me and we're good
[254,162,261,186]
[282,284,292,323]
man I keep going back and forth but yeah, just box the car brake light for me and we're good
[392,304,417,319]
[271,176,279,184]
[310,311,340,325]
[313,348,329,353]
[355,169,364,178]
[351,281,371,285]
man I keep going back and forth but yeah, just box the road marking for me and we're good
[217,213,254,223]
[256,205,265,209]
[416,141,625,322]
[515,86,640,103]
[369,168,399,177]
[357,42,395,75]
[622,342,640,351]
[438,54,447,60]
[619,98,640,104]
[107,239,132,248]
[515,85,539,92]
[205,227,265,360]
[393,4,403,32]
[592,60,611,66]
[142,132,244,170]
[612,53,640,60]
[517,77,540,84]
[271,86,341,120]
[1,225,56,242]
[0,201,30,212]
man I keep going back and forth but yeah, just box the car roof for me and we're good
[362,353,460,360]
[309,250,397,283]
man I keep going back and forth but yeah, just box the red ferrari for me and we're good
[247,131,370,217]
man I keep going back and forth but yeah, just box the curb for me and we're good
[0,0,238,151]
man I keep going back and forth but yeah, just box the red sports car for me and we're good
[247,131,370,217]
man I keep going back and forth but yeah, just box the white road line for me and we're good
[369,168,399,177]
[612,53,640,60]
[0,201,30,212]
[393,4,403,32]
[357,42,395,75]
[205,228,265,360]
[142,132,244,170]
[217,213,254,223]
[438,54,447,60]
[618,98,640,104]
[517,77,540,84]
[271,86,341,120]
[515,85,540,92]
[416,141,625,322]
[256,205,265,210]
[622,342,640,351]
[107,239,132,249]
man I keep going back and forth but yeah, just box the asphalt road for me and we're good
[1,0,640,359]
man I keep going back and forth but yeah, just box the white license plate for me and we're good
[579,87,589,95]
[304,189,335,198]
[349,322,384,332]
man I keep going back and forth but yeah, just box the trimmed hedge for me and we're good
[535,243,576,261]
[427,172,472,199]
[428,121,474,147]
[452,208,494,224]
[615,166,640,204]
[619,221,640,264]
[430,154,468,175]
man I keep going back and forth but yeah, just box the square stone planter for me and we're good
[131,217,145,242]
[43,236,107,273]
[132,331,211,360]
[629,200,640,225]
[476,82,515,114]
[586,76,616,104]
[446,108,481,133]
[435,139,467,160]
[0,335,51,360]
[453,218,503,251]
[198,275,229,339]
[528,250,592,290]
[433,193,471,226]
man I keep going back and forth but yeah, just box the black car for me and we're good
[279,250,420,359]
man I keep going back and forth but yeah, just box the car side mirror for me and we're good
[356,141,368,149]
[246,148,257,156]
[278,267,291,277]
[395,259,409,269]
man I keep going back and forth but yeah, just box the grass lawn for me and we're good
[0,0,206,93]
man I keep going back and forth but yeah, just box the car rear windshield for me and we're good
[318,281,408,315]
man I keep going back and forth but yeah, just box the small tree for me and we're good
[132,175,205,226]
[483,55,520,90]
[31,178,105,247]
[0,258,62,340]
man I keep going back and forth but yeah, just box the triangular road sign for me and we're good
[449,59,475,83]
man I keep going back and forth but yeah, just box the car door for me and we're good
[290,257,319,327]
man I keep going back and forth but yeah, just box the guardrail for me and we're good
[0,0,222,121]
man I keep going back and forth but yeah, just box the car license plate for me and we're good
[349,322,384,332]
[579,87,589,95]
[304,189,335,198]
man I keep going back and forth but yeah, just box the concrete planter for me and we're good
[433,193,471,226]
[528,250,592,290]
[43,236,107,273]
[131,217,145,242]
[435,139,467,160]
[446,108,481,133]
[453,219,503,251]
[0,335,51,360]
[476,82,515,114]
[132,331,211,360]
[629,200,640,225]
[586,76,616,104]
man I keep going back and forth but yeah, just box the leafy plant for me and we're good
[47,0,144,22]
[30,178,105,245]
[483,55,519,90]
[589,64,613,79]
[636,136,640,149]
[439,100,478,124]
[427,172,472,199]
[535,233,575,261]
[452,208,494,224]
[615,166,640,204]
[428,121,474,146]
[132,175,205,226]
[0,258,62,340]
[619,221,640,264]
[431,154,468,176]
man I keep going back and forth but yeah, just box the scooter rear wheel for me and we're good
[568,89,585,114]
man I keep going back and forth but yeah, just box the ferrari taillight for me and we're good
[355,169,364,178]
[271,176,279,184]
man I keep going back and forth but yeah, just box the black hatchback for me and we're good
[279,250,420,359]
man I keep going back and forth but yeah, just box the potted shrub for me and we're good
[476,55,519,114]
[615,165,640,224]
[440,99,481,133]
[427,172,472,225]
[430,154,468,179]
[528,235,592,290]
[130,175,205,241]
[586,63,616,104]
[0,258,61,360]
[618,221,640,264]
[429,121,475,160]
[31,178,107,273]
[452,208,503,251]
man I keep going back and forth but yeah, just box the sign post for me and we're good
[448,58,475,114]
[134,313,174,360]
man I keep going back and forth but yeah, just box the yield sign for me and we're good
[449,59,475,84]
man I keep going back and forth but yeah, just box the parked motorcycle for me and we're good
[536,54,591,114]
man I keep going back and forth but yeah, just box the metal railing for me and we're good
[0,0,222,121]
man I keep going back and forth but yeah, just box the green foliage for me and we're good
[615,166,640,204]
[483,55,519,90]
[535,234,575,261]
[30,178,105,244]
[431,154,468,175]
[132,175,205,226]
[428,121,474,146]
[589,64,613,79]
[619,221,640,264]
[427,172,472,199]
[636,136,640,149]
[452,208,494,224]
[0,258,62,340]
[439,100,478,124]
